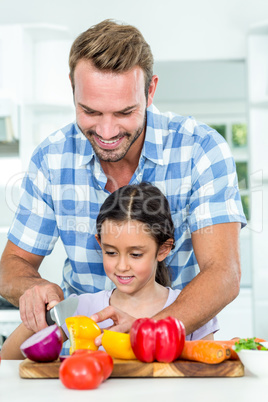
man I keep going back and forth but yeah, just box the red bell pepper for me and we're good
[130,316,185,363]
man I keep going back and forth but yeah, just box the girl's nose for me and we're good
[116,256,130,272]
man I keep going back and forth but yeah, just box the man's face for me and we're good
[73,60,150,162]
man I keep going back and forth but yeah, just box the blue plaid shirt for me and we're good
[8,104,246,296]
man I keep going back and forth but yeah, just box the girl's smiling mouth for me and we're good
[115,275,134,284]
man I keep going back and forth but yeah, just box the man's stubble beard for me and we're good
[80,110,147,163]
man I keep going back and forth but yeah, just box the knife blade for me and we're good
[46,297,79,326]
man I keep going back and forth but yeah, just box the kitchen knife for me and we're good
[46,297,79,326]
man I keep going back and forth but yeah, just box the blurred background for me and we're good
[0,0,268,343]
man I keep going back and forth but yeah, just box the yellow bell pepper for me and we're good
[65,315,101,355]
[102,329,136,360]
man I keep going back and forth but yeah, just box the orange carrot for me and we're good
[180,340,231,364]
[214,338,267,360]
[213,341,239,360]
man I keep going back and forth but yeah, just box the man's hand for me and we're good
[19,280,64,332]
[0,240,64,332]
[90,305,136,347]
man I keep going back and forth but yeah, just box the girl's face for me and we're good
[96,220,170,296]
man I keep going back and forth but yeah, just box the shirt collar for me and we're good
[142,104,164,166]
[75,123,95,167]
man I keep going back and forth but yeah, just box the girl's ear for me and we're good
[95,234,102,248]
[157,239,173,262]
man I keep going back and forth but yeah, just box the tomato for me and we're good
[59,354,103,390]
[72,349,114,380]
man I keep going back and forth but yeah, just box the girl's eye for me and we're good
[105,251,116,256]
[131,253,143,258]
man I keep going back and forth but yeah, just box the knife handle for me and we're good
[46,309,55,326]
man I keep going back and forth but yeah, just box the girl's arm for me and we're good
[201,333,214,340]
[1,323,34,360]
[1,323,67,360]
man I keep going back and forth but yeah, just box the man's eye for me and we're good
[84,110,96,115]
[81,107,99,115]
[119,111,133,116]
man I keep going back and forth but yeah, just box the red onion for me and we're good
[59,355,69,362]
[20,324,63,362]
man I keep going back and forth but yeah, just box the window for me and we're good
[210,122,250,221]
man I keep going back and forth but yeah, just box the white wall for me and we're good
[1,0,268,61]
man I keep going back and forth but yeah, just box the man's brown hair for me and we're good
[69,19,154,97]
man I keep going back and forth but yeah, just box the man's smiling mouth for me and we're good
[92,134,126,149]
[98,138,122,145]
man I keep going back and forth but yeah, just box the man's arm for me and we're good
[0,240,64,332]
[153,222,241,334]
[91,222,241,336]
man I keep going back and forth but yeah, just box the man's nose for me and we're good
[95,115,119,139]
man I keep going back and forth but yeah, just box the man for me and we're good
[0,19,246,339]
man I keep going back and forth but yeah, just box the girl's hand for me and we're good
[90,306,136,347]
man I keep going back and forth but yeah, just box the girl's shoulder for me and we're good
[163,287,181,309]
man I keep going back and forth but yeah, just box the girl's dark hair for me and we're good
[96,182,175,287]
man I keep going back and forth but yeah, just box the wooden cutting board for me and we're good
[19,358,244,378]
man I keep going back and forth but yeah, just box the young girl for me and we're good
[1,183,219,359]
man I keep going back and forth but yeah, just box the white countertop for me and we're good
[0,360,268,402]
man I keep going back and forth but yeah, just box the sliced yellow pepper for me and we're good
[65,315,101,355]
[102,330,136,360]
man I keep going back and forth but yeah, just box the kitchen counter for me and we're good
[0,360,267,402]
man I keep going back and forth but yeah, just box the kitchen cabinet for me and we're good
[0,23,75,166]
[247,20,268,338]
[248,21,268,180]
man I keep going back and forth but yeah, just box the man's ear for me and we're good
[157,239,173,262]
[147,75,158,108]
[95,234,102,248]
